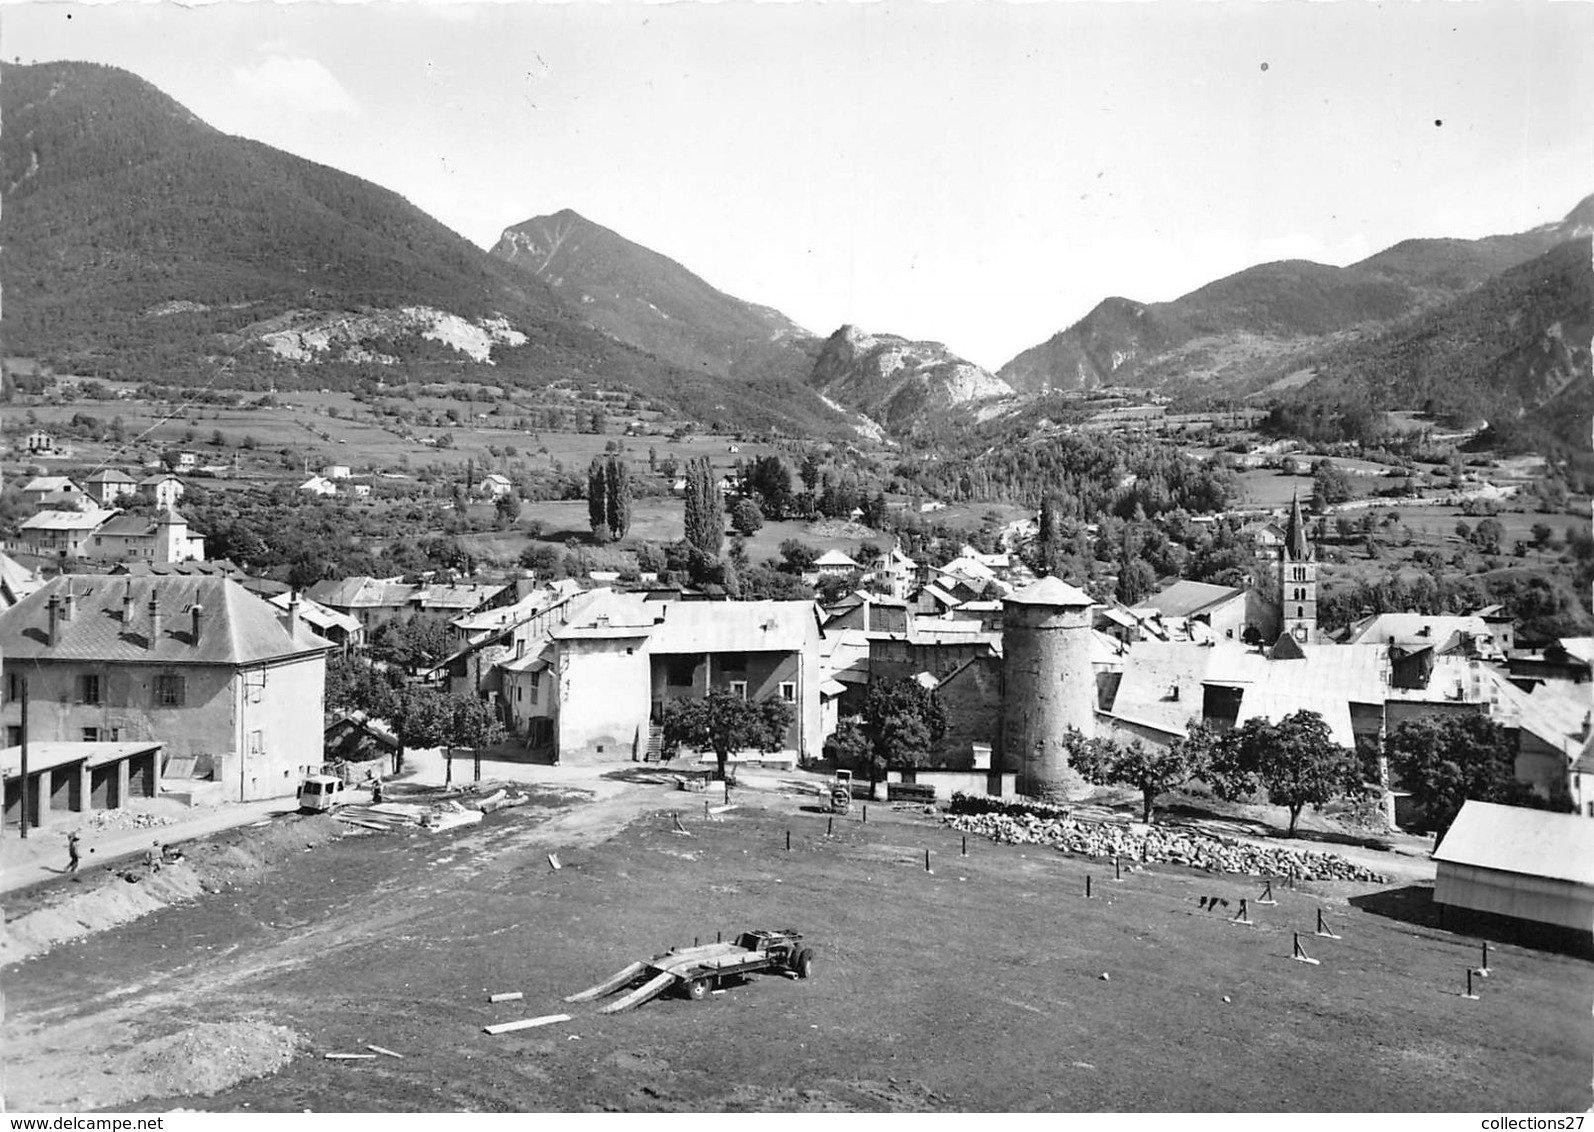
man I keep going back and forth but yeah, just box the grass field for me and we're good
[5,782,1587,1112]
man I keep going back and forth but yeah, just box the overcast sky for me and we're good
[8,1,1593,370]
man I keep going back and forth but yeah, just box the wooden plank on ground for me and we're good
[483,1013,573,1035]
[489,991,524,1003]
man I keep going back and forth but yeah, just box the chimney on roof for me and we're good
[60,588,76,622]
[191,603,205,644]
[46,593,60,646]
[285,592,301,638]
[122,583,135,625]
[147,595,163,647]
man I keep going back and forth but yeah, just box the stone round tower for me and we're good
[1001,576,1096,802]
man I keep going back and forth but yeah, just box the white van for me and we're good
[297,774,347,813]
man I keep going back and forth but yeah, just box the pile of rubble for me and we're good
[945,811,1388,883]
[87,809,175,831]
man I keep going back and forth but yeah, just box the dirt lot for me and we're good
[3,783,1589,1113]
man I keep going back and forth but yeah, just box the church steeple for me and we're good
[1278,490,1317,643]
[1284,490,1312,561]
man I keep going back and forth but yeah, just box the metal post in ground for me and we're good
[924,849,931,873]
[1479,941,1490,976]
[1085,875,1093,898]
[862,805,868,824]
[962,835,968,857]
[1114,855,1122,881]
[786,830,791,852]
[827,816,833,836]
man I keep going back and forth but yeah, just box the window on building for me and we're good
[78,674,102,705]
[779,682,796,703]
[82,727,100,742]
[4,673,18,703]
[730,680,748,699]
[249,730,264,756]
[153,673,185,707]
[718,653,748,674]
[1297,606,1304,619]
[5,725,20,747]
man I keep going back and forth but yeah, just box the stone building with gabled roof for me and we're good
[0,576,334,802]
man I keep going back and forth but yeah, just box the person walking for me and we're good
[66,831,81,873]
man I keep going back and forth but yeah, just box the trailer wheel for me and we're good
[685,977,710,1001]
[794,949,814,980]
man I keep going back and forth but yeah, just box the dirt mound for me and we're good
[127,1020,300,1099]
[1,815,347,965]
[1,863,205,963]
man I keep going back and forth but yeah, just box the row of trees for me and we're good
[586,454,633,542]
[1065,711,1567,835]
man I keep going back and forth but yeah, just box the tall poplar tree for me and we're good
[587,456,610,541]
[605,455,632,540]
[684,456,722,557]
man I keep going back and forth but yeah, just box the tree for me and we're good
[858,678,947,786]
[731,497,765,536]
[683,457,723,557]
[744,455,793,519]
[777,538,819,574]
[446,692,505,783]
[1384,715,1532,835]
[1470,517,1504,554]
[605,454,632,540]
[493,491,520,530]
[1066,726,1211,824]
[1311,460,1353,508]
[391,687,450,775]
[662,690,793,781]
[1206,711,1358,835]
[823,719,870,770]
[1115,557,1156,605]
[587,456,609,541]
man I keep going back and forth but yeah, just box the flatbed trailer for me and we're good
[565,929,814,1014]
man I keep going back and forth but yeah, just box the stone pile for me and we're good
[946,811,1387,883]
[87,809,175,831]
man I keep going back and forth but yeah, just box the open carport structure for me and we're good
[1433,800,1594,945]
[2,741,164,831]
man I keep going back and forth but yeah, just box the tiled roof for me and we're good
[21,509,107,532]
[306,577,417,610]
[648,600,819,654]
[1103,640,1211,737]
[1135,580,1244,619]
[553,589,657,640]
[415,583,507,611]
[94,513,161,538]
[267,592,362,635]
[21,476,80,493]
[84,469,136,484]
[1434,801,1594,887]
[1007,576,1093,607]
[815,549,859,567]
[1344,613,1499,653]
[0,575,333,666]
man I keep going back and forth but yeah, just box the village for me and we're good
[2,9,1592,1113]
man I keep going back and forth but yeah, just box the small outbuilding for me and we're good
[2,741,165,830]
[1433,800,1594,943]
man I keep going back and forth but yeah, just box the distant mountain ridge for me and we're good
[491,209,815,384]
[809,325,1013,431]
[0,60,852,436]
[998,195,1594,396]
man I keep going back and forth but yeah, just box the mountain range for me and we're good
[2,59,1588,447]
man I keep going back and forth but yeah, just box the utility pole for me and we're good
[19,677,29,838]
